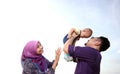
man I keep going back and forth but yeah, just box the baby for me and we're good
[63,28,93,62]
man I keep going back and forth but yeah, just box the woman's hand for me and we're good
[52,47,62,70]
[55,47,62,62]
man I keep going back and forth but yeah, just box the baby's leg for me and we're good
[63,34,68,44]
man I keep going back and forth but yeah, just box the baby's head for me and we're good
[80,28,92,38]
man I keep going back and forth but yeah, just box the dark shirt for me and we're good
[22,58,54,74]
[68,45,101,74]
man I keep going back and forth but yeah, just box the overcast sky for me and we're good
[0,0,120,74]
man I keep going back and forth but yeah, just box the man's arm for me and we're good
[63,32,79,54]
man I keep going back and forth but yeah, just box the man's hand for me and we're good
[71,32,80,39]
[71,32,80,45]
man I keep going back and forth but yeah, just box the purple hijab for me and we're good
[21,40,47,72]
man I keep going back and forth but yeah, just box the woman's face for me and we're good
[36,42,44,55]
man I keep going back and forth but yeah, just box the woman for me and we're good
[21,40,61,74]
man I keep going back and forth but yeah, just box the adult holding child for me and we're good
[63,27,93,62]
[63,31,110,74]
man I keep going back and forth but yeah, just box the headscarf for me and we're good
[21,40,47,72]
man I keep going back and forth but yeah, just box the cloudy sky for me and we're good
[0,0,120,74]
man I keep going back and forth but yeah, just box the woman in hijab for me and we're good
[21,40,61,74]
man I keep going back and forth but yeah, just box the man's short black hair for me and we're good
[99,36,110,52]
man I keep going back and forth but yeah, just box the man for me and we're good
[63,33,110,74]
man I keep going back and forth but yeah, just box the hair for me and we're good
[85,28,93,37]
[88,28,93,37]
[99,36,110,52]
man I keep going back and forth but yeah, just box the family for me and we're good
[21,27,110,74]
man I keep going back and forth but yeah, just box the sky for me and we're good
[0,0,120,74]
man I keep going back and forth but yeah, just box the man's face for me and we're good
[85,37,101,46]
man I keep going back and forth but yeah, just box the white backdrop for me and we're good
[0,0,120,74]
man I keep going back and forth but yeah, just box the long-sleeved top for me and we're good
[68,45,101,74]
[22,58,54,74]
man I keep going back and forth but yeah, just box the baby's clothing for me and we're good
[63,34,68,44]
[63,28,80,62]
[64,53,73,62]
[63,29,80,44]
